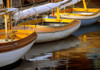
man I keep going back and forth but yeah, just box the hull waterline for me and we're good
[81,16,100,26]
[36,22,80,43]
[55,8,100,26]
[0,41,35,67]
[16,18,81,43]
[0,30,37,67]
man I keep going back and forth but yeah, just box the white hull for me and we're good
[60,12,100,26]
[0,41,35,67]
[35,22,81,43]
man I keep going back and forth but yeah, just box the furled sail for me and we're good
[13,3,61,21]
[13,0,81,21]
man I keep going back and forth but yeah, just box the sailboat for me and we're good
[55,0,100,26]
[16,18,80,43]
[0,1,37,67]
[12,0,81,43]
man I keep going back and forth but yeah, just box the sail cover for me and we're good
[13,0,81,21]
[13,3,61,21]
[0,8,18,16]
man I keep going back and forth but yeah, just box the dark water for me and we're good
[0,23,100,70]
[12,22,100,70]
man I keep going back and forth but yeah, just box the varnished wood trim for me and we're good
[35,20,81,33]
[73,10,100,16]
[0,32,37,53]
[21,20,80,32]
[14,20,80,33]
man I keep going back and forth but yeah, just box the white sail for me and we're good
[13,0,81,21]
[13,2,61,21]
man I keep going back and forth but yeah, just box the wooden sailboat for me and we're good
[55,0,100,26]
[13,7,81,43]
[0,1,37,67]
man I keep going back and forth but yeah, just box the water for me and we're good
[11,22,100,70]
[0,23,99,70]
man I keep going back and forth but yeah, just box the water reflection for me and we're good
[14,35,80,70]
[73,23,100,36]
[25,35,80,59]
[13,23,100,70]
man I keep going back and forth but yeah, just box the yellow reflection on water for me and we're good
[53,31,100,70]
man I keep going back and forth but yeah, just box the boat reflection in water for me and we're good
[40,26,100,70]
[26,35,80,56]
[73,23,100,36]
[14,35,80,70]
[13,23,100,70]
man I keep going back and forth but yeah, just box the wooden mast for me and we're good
[4,14,8,41]
[83,0,87,10]
[52,0,54,16]
[7,0,11,29]
[7,0,10,8]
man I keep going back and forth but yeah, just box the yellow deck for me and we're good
[55,8,100,16]
[18,18,75,25]
[0,30,34,40]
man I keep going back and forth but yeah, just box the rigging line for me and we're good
[89,0,92,8]
[63,4,65,15]
[16,0,23,25]
[86,0,90,8]
[19,0,26,29]
[73,2,74,13]
[46,1,51,16]
[31,7,39,28]
[46,4,56,15]
[10,0,12,7]
[42,14,43,25]
[32,0,39,28]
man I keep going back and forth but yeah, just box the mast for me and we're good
[7,0,11,29]
[57,7,60,20]
[7,0,10,8]
[83,0,87,10]
[52,0,54,16]
[4,14,8,41]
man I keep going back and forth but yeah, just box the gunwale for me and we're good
[59,8,100,16]
[55,8,100,20]
[15,19,80,33]
[0,30,37,53]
